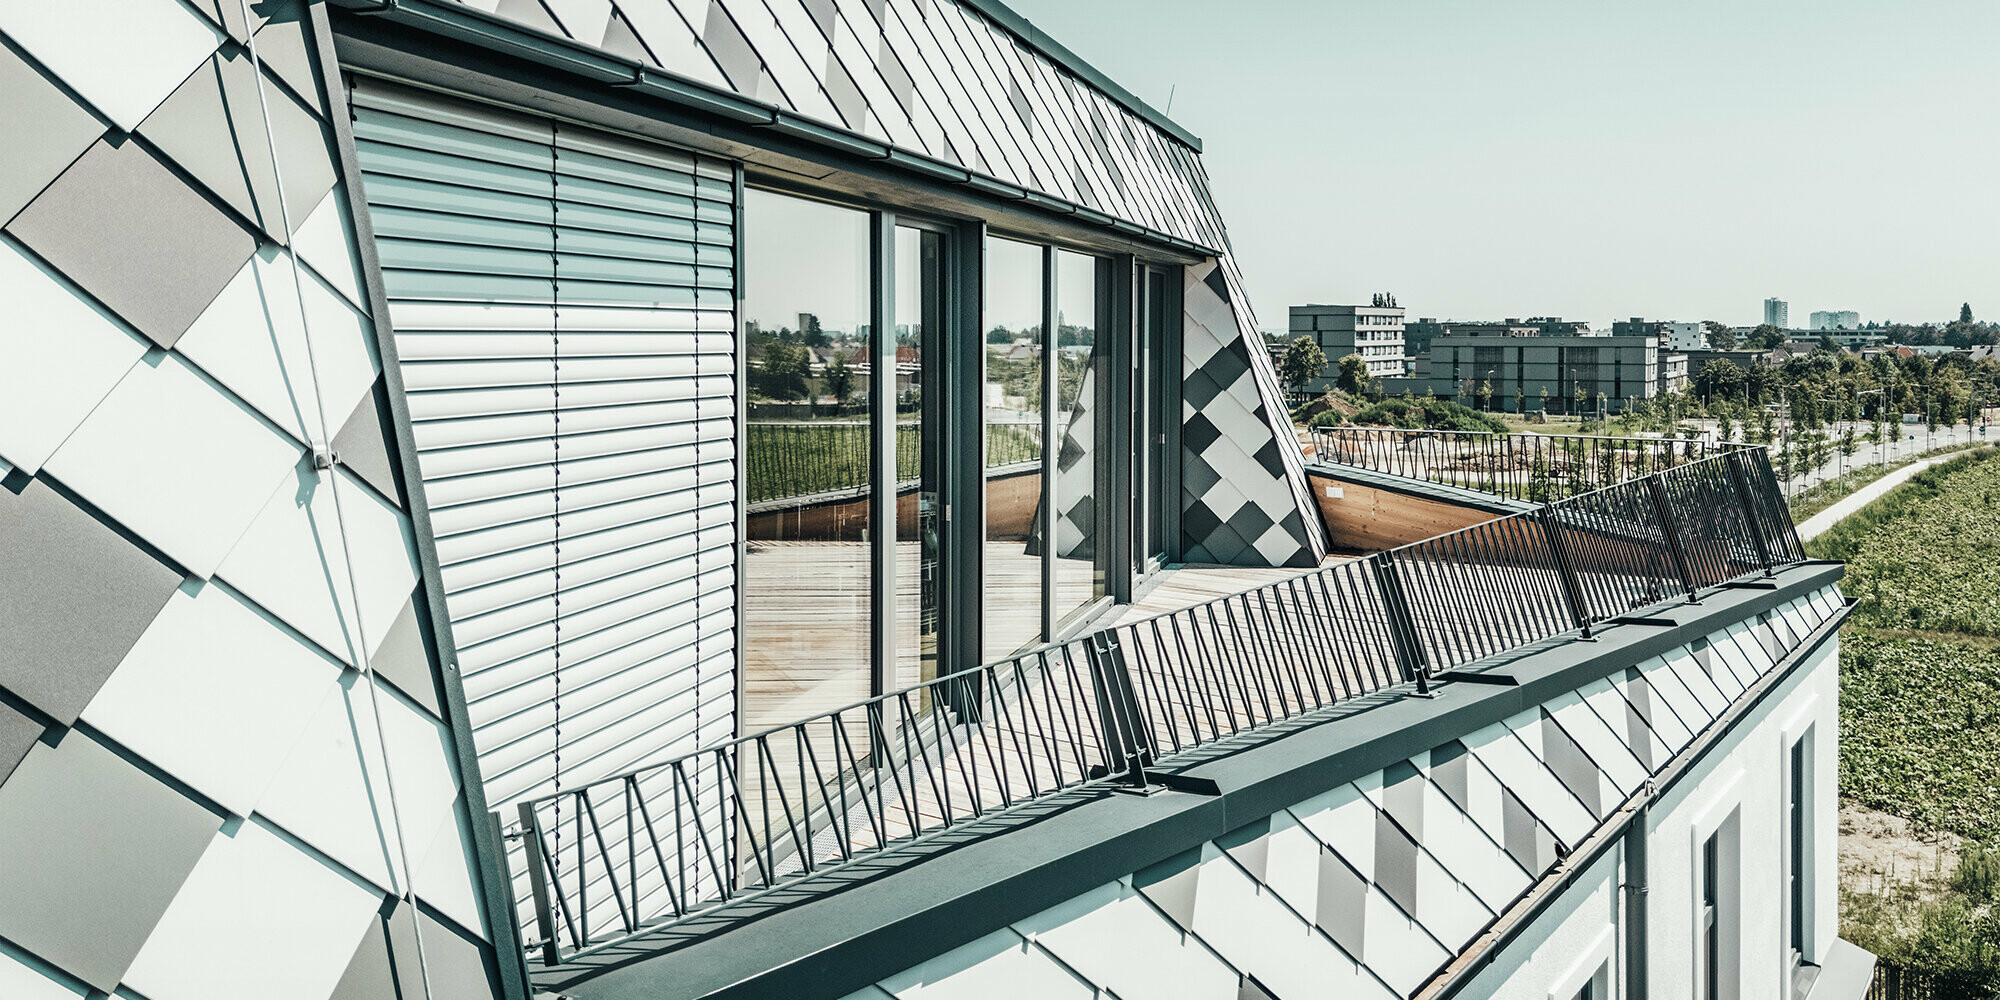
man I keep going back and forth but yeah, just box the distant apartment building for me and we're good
[1611,317,1706,352]
[1403,317,1448,359]
[1289,295,1407,382]
[1810,309,1861,331]
[1526,316,1592,336]
[1822,330,1887,348]
[1430,334,1665,413]
[1765,297,1790,327]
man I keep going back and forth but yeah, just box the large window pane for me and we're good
[742,190,872,729]
[1053,249,1103,623]
[982,236,1044,660]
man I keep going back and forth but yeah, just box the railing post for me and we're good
[1084,632,1152,788]
[1644,474,1701,603]
[1535,505,1596,638]
[514,803,562,966]
[1722,450,1776,576]
[1371,552,1431,694]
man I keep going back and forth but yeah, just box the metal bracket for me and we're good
[312,448,339,471]
[1436,670,1520,686]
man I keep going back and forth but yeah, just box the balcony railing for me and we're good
[1308,426,1741,503]
[746,420,1043,507]
[498,447,1803,966]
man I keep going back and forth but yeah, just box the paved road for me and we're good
[1796,452,1964,542]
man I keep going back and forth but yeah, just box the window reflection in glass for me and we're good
[1053,249,1103,623]
[894,226,942,691]
[741,189,872,729]
[982,236,1044,661]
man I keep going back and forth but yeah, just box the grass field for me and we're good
[1817,448,2000,974]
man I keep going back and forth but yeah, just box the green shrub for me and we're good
[1350,397,1506,433]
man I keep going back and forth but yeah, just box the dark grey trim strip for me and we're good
[870,209,897,697]
[732,163,750,731]
[1163,266,1186,562]
[1106,255,1135,602]
[1040,243,1058,643]
[532,564,1845,1000]
[309,7,532,999]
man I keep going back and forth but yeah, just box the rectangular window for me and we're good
[1787,733,1812,989]
[742,190,875,729]
[1696,817,1740,1000]
[982,236,1047,660]
[1702,831,1721,1000]
[1053,249,1104,623]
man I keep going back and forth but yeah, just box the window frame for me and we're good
[738,181,1182,703]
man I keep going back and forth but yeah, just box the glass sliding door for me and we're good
[741,190,873,730]
[1052,249,1105,626]
[893,224,944,691]
[980,236,1046,661]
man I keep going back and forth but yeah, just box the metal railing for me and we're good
[1309,426,1740,503]
[746,421,1043,506]
[498,447,1803,965]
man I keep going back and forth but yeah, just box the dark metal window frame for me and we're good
[739,181,1182,695]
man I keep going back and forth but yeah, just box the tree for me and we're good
[1963,302,1975,324]
[801,314,828,348]
[1475,379,1493,412]
[753,343,812,401]
[1715,402,1736,443]
[1746,323,1788,350]
[1334,352,1371,394]
[1755,405,1777,445]
[824,351,855,405]
[1279,336,1327,392]
[1704,320,1738,352]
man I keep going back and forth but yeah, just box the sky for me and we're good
[1004,0,2000,331]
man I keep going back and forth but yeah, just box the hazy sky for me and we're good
[1005,0,2000,331]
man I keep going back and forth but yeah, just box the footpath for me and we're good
[1796,453,1963,542]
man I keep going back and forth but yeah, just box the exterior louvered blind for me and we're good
[350,80,738,815]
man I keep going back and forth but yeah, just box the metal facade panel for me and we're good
[351,80,739,814]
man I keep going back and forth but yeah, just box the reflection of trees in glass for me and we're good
[824,351,854,405]
[753,343,811,400]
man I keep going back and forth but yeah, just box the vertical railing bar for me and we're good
[1646,473,1700,602]
[628,774,683,919]
[515,802,564,965]
[577,792,635,935]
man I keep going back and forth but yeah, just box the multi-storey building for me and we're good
[1766,297,1790,328]
[1613,317,1707,353]
[1430,334,1666,413]
[1289,298,1407,382]
[1809,310,1862,331]
[0,3,1869,1000]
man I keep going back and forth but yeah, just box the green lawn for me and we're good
[1817,448,2000,975]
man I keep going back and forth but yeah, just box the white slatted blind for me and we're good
[350,80,738,814]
